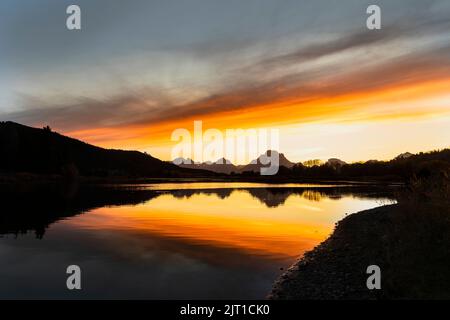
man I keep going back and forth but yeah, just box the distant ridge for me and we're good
[240,150,295,173]
[0,121,214,178]
[175,157,240,174]
[2,121,449,181]
[174,151,295,174]
[173,147,450,181]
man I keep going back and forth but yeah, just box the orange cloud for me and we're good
[67,75,450,160]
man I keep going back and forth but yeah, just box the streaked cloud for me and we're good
[1,0,449,162]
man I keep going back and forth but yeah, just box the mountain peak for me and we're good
[214,158,232,165]
[245,150,295,171]
[173,157,194,165]
[326,158,347,167]
[395,152,413,160]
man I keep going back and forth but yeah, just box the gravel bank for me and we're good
[269,203,450,299]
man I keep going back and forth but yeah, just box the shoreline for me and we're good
[269,205,394,300]
[269,202,450,299]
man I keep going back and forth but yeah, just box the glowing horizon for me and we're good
[63,77,450,164]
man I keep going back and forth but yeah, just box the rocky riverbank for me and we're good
[270,202,450,299]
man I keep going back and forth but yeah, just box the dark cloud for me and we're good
[4,40,450,131]
[246,14,450,73]
[2,1,450,131]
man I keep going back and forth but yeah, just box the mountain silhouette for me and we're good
[2,121,449,181]
[175,157,241,174]
[395,152,414,160]
[240,150,295,173]
[0,121,213,178]
[174,151,294,174]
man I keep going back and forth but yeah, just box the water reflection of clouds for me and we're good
[0,223,285,299]
[0,185,395,299]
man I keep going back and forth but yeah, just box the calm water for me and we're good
[0,183,395,299]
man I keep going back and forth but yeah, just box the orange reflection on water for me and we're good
[65,189,385,260]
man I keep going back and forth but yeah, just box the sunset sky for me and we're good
[1,0,449,163]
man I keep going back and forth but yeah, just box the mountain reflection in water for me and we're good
[0,183,395,299]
